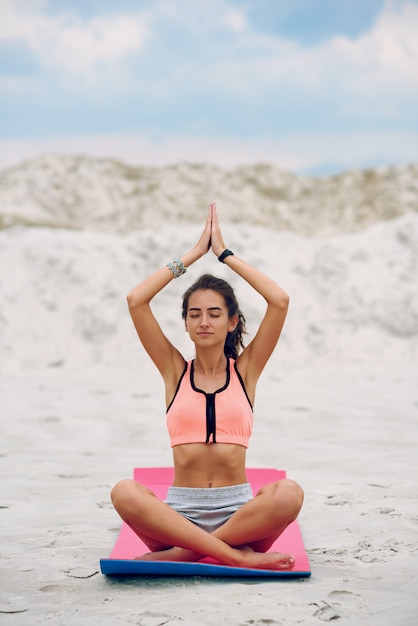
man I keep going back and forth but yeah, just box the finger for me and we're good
[209,202,215,223]
[212,205,219,228]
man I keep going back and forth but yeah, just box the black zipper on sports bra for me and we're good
[205,394,216,443]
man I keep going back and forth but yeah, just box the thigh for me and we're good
[213,479,303,551]
[111,479,176,552]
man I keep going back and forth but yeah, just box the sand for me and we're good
[1,205,417,624]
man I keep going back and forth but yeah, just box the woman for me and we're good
[111,203,303,570]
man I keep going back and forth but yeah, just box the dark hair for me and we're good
[182,274,247,359]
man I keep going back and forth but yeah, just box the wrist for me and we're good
[218,249,234,263]
[166,256,187,278]
[184,247,203,266]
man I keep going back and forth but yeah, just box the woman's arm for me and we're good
[210,204,289,386]
[127,208,212,382]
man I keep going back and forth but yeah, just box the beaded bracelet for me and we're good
[167,257,187,278]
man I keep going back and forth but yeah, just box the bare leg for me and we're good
[144,479,303,568]
[111,478,303,570]
[111,479,267,568]
[216,479,304,552]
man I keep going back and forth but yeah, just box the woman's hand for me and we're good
[209,203,227,258]
[192,205,213,258]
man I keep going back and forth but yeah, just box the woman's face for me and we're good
[185,289,236,348]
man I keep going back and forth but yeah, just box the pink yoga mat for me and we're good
[100,467,311,578]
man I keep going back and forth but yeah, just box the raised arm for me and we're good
[210,204,289,387]
[127,208,212,384]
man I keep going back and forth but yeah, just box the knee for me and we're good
[110,479,136,512]
[282,479,304,519]
[272,479,304,521]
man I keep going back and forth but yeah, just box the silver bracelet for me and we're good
[167,256,187,278]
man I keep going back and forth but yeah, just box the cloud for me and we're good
[321,2,418,93]
[0,0,147,74]
[2,0,418,97]
[224,1,418,104]
[45,15,147,73]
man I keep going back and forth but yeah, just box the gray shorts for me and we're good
[165,483,253,533]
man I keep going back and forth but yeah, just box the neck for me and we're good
[194,350,227,377]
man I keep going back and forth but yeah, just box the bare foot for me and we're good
[136,545,295,570]
[236,546,296,570]
[135,546,202,562]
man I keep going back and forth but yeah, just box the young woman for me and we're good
[111,204,303,570]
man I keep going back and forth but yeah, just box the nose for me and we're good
[200,315,210,327]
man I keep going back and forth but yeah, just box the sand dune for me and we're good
[1,214,417,372]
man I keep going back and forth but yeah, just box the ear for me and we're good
[228,314,238,332]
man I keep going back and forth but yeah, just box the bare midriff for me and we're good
[172,443,247,488]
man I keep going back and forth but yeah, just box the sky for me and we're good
[0,0,418,175]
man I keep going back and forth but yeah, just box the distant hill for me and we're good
[0,154,417,235]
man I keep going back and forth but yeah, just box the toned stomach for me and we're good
[172,443,247,488]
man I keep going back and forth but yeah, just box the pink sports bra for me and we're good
[166,358,254,448]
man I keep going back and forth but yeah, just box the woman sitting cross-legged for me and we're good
[111,203,304,570]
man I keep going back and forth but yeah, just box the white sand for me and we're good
[1,207,417,624]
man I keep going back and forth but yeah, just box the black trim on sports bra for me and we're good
[233,361,253,410]
[166,360,188,412]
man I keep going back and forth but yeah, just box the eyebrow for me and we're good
[188,306,223,312]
